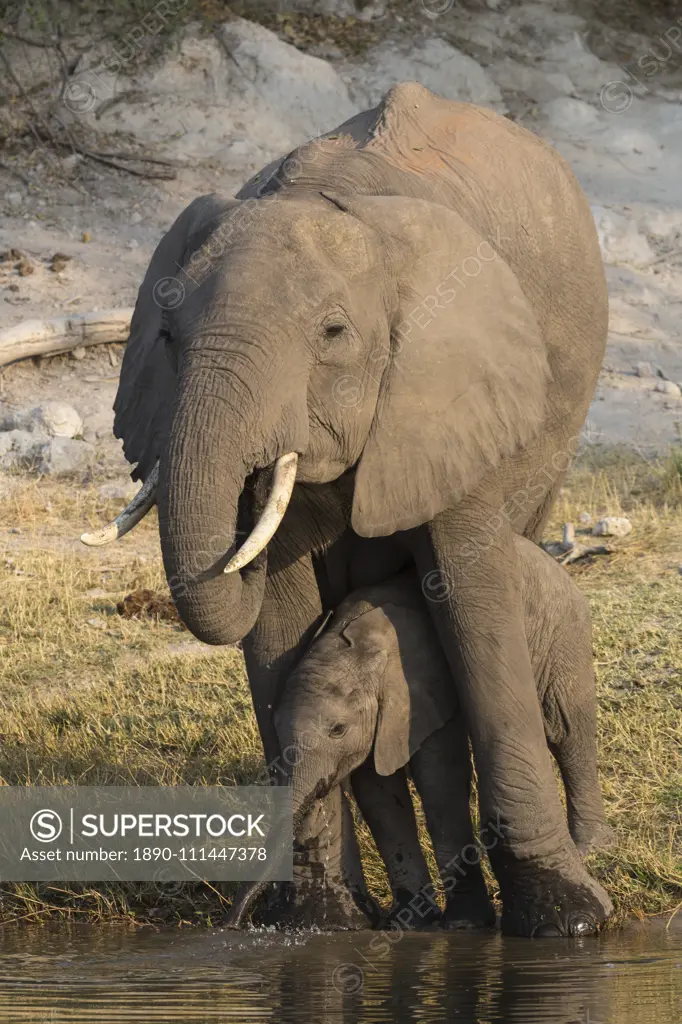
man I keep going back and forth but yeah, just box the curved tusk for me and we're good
[223,452,298,574]
[80,462,159,546]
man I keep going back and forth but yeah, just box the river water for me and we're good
[0,921,679,1023]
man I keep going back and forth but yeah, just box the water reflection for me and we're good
[0,921,679,1023]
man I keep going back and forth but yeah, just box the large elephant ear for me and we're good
[343,602,457,777]
[341,195,550,537]
[114,193,239,481]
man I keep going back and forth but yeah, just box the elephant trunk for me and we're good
[159,367,269,646]
[225,779,317,929]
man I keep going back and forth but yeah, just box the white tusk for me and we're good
[0,308,133,368]
[80,462,159,546]
[223,452,298,574]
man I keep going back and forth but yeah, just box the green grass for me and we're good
[0,452,680,927]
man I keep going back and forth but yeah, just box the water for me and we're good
[0,921,679,1023]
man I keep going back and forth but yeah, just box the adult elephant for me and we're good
[95,83,609,936]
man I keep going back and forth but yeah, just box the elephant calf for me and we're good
[273,538,611,930]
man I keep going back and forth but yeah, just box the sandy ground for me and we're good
[1,0,682,473]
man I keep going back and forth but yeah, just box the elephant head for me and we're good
[104,188,547,644]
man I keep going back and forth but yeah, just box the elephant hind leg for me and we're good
[544,668,613,858]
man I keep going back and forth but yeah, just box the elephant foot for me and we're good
[381,887,442,930]
[498,857,613,938]
[254,878,377,931]
[441,873,496,931]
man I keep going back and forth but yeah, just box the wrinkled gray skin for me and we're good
[252,539,612,931]
[113,83,610,936]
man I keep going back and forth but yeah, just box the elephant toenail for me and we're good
[532,923,563,938]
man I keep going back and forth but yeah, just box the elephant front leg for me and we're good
[351,762,440,927]
[243,553,374,930]
[413,504,613,938]
[410,719,495,930]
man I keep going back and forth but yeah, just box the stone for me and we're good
[634,361,654,378]
[492,60,574,103]
[98,479,141,502]
[0,429,45,471]
[94,18,357,172]
[32,437,95,476]
[654,380,681,397]
[592,517,632,538]
[60,153,82,174]
[26,402,83,438]
[86,617,107,630]
[264,0,385,18]
[591,206,655,268]
[346,38,504,111]
[542,98,600,136]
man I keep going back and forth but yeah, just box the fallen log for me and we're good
[0,308,132,367]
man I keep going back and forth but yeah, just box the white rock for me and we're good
[634,361,654,378]
[318,0,385,17]
[0,429,44,471]
[542,97,601,136]
[655,380,681,397]
[347,38,504,110]
[33,437,95,476]
[492,60,574,102]
[0,430,33,458]
[592,517,632,538]
[86,618,107,630]
[591,206,655,268]
[265,0,385,17]
[601,126,661,166]
[93,19,356,169]
[60,153,82,174]
[26,402,83,438]
[98,479,141,501]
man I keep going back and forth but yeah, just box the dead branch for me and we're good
[0,309,133,368]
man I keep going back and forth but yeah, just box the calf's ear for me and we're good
[372,602,459,777]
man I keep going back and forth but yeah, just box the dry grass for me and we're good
[545,450,682,923]
[0,452,680,927]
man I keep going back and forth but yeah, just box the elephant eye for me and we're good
[324,322,346,339]
[329,722,347,738]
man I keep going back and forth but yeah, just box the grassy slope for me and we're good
[0,453,680,926]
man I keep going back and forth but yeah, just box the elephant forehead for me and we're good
[230,200,374,279]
